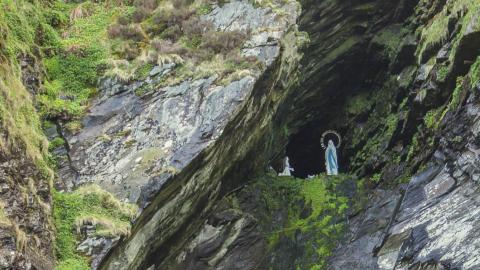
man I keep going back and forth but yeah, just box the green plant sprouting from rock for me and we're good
[39,1,130,127]
[417,0,480,60]
[255,174,363,269]
[53,185,137,270]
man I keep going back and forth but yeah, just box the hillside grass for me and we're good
[0,0,60,175]
[103,0,265,90]
[53,185,138,270]
[39,2,133,127]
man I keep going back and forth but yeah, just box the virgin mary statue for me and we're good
[325,140,339,175]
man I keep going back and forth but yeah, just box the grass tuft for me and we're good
[53,184,137,269]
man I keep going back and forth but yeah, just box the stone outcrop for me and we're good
[57,0,301,208]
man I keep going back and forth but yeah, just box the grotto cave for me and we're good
[286,126,344,178]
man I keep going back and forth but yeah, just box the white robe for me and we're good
[325,140,339,175]
[279,157,294,176]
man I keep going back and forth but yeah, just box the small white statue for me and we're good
[279,156,294,176]
[325,140,339,175]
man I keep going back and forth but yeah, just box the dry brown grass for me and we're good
[74,216,131,237]
[75,184,138,218]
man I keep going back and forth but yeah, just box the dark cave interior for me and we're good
[286,124,345,178]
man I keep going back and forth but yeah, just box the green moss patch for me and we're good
[418,0,480,60]
[255,174,363,269]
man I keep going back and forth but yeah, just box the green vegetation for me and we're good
[104,0,264,91]
[345,93,373,115]
[40,48,103,119]
[0,0,59,178]
[385,113,399,137]
[49,137,66,151]
[351,112,399,169]
[449,76,466,110]
[470,56,480,87]
[256,174,363,269]
[371,25,403,59]
[418,0,480,59]
[436,64,449,82]
[424,107,444,130]
[406,132,419,163]
[53,185,137,269]
[39,2,131,123]
[0,1,70,265]
[371,173,381,183]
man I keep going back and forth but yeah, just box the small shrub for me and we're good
[150,39,185,54]
[48,137,65,151]
[64,121,83,134]
[131,6,151,23]
[424,107,443,130]
[105,58,150,82]
[181,17,213,36]
[69,3,95,22]
[134,0,159,10]
[135,63,154,79]
[198,3,213,15]
[201,30,248,54]
[159,24,183,41]
[111,40,142,60]
[41,46,103,120]
[168,7,195,27]
[44,9,68,28]
[108,24,146,42]
[180,35,202,49]
[117,15,131,25]
[38,23,61,48]
[371,173,381,183]
[173,0,194,9]
[151,9,170,25]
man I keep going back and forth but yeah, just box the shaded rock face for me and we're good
[0,152,55,270]
[326,0,480,268]
[57,0,299,207]
[173,196,265,270]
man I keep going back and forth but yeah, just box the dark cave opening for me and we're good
[286,124,345,179]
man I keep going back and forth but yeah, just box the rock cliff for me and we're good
[100,0,480,269]
[3,0,480,269]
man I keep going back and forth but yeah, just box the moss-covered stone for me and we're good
[251,174,363,269]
